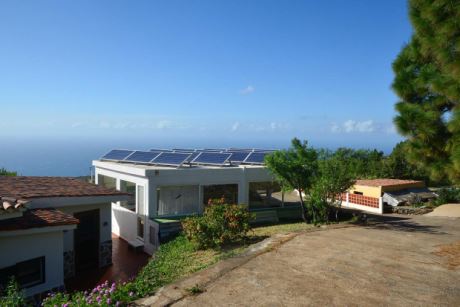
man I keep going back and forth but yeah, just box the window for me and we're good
[137,185,145,215]
[137,216,145,239]
[137,185,145,240]
[353,191,363,195]
[157,185,199,216]
[249,182,283,209]
[97,175,116,189]
[202,184,238,205]
[0,257,45,289]
[119,180,136,211]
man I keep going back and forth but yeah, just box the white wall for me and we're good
[111,204,138,242]
[0,230,64,297]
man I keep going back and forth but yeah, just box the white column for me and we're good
[378,197,383,214]
[148,182,157,218]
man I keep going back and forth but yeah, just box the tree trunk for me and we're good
[335,199,341,221]
[298,189,308,223]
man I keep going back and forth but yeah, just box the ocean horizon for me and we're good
[0,136,398,176]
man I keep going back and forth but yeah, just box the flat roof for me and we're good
[355,179,423,187]
[94,159,267,171]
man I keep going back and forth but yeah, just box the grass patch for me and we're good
[186,285,204,295]
[251,221,314,237]
[132,235,219,297]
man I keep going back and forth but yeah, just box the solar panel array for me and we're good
[100,147,277,167]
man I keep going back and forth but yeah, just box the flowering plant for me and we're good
[41,280,136,307]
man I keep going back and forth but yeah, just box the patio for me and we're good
[65,234,150,292]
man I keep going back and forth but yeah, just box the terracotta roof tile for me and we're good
[1,197,29,212]
[355,179,424,187]
[0,208,79,231]
[0,176,127,199]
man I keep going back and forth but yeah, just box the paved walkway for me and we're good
[172,215,460,306]
[66,234,150,291]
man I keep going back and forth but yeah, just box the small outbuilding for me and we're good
[342,179,436,213]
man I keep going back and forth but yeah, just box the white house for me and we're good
[0,176,128,298]
[93,148,301,255]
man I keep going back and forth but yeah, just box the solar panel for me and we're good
[253,149,276,153]
[124,151,159,163]
[152,152,191,166]
[173,148,196,152]
[150,148,173,152]
[227,148,254,152]
[201,148,224,152]
[185,151,201,162]
[101,149,135,161]
[228,151,251,163]
[192,152,231,165]
[243,152,268,164]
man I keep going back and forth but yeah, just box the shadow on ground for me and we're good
[361,214,448,235]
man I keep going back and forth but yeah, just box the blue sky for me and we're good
[0,0,412,153]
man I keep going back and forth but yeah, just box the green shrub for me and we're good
[0,278,27,307]
[434,187,460,206]
[306,196,329,225]
[182,200,253,249]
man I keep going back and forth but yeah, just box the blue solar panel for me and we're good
[101,149,134,161]
[227,148,253,152]
[243,152,268,164]
[152,152,191,166]
[150,149,173,152]
[173,150,201,162]
[173,148,196,152]
[201,149,224,152]
[185,152,201,162]
[228,151,251,162]
[192,152,231,165]
[124,151,159,163]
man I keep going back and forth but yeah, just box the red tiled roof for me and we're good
[355,179,424,187]
[0,208,79,231]
[0,176,127,199]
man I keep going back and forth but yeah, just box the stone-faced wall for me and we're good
[99,240,112,268]
[63,250,75,279]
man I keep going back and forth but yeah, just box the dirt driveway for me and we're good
[174,215,460,306]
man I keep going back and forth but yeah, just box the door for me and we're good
[74,209,100,272]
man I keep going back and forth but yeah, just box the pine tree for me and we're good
[392,0,460,184]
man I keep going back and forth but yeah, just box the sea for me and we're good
[0,136,396,176]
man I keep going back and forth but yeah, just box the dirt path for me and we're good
[426,203,460,217]
[173,215,460,306]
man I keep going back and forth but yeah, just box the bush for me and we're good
[182,200,253,249]
[434,187,460,206]
[306,196,329,225]
[0,278,26,307]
